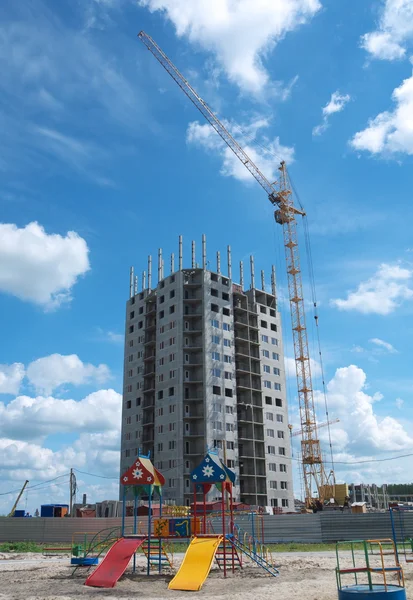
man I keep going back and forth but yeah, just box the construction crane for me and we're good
[138,31,336,507]
[8,480,29,517]
[290,418,340,437]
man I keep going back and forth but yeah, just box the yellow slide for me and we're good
[168,536,223,591]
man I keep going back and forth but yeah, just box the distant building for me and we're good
[119,236,294,511]
[348,483,389,509]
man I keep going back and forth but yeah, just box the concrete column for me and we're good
[202,234,207,269]
[158,248,162,283]
[148,256,152,291]
[134,275,138,295]
[171,253,175,274]
[142,270,146,291]
[227,246,232,280]
[179,235,183,271]
[129,267,134,298]
[271,265,276,299]
[217,251,221,275]
[261,269,265,291]
[250,256,255,289]
[240,261,244,289]
[250,255,256,302]
[192,241,196,268]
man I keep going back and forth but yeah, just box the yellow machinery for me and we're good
[8,480,29,517]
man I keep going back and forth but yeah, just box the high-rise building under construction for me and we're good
[120,236,294,510]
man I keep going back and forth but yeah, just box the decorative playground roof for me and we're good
[190,450,236,485]
[121,454,165,490]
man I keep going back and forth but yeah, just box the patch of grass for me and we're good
[267,542,366,552]
[0,541,44,553]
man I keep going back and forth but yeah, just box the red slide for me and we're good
[85,537,146,588]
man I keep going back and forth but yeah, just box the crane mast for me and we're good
[138,31,334,507]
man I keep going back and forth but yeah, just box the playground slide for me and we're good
[85,537,145,588]
[168,536,223,591]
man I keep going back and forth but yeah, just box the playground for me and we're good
[1,549,405,600]
[1,454,412,599]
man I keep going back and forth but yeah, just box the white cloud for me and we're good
[316,365,413,454]
[0,429,121,514]
[284,356,322,379]
[139,0,321,94]
[0,384,122,513]
[96,328,124,344]
[331,263,413,315]
[350,72,413,156]
[369,337,398,353]
[313,91,351,136]
[289,365,413,490]
[0,364,25,395]
[187,117,294,184]
[0,222,90,310]
[0,388,121,441]
[361,0,413,61]
[395,397,404,409]
[0,3,149,182]
[26,354,110,395]
[352,345,365,354]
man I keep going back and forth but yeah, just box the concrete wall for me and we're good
[2,512,412,544]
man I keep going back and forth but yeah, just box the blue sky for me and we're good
[1,0,413,512]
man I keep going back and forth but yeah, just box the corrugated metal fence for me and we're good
[1,512,413,544]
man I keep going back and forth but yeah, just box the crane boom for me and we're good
[138,31,334,506]
[291,418,340,437]
[139,31,290,202]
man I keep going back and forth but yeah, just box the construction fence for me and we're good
[2,512,413,544]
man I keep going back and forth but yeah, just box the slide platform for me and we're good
[168,536,223,591]
[85,536,145,588]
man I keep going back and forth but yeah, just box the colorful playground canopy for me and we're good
[120,454,165,491]
[190,450,236,486]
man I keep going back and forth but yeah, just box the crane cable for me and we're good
[288,169,336,477]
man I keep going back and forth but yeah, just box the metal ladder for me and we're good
[215,538,242,570]
[142,540,173,570]
[229,536,279,577]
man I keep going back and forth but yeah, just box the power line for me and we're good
[73,469,119,480]
[0,473,70,496]
[27,474,70,489]
[26,480,70,493]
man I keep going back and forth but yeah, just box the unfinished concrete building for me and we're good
[119,236,294,511]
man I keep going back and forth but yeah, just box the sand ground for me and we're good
[0,551,411,600]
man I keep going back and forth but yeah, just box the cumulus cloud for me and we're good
[26,354,111,395]
[0,363,25,395]
[0,429,121,513]
[0,388,121,441]
[361,0,413,61]
[350,72,413,156]
[316,365,413,454]
[187,117,294,184]
[139,0,321,94]
[0,222,90,310]
[313,91,351,136]
[331,263,413,315]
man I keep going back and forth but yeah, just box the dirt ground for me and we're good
[0,551,411,600]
